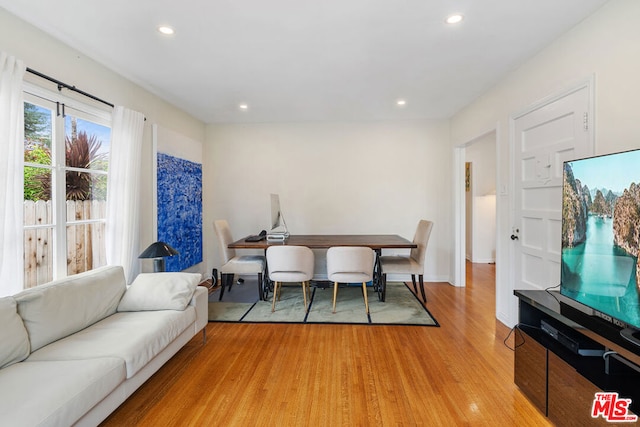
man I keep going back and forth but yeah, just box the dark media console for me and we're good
[514,290,640,426]
[622,328,640,347]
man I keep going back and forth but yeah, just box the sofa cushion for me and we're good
[27,307,196,378]
[0,296,30,369]
[117,272,201,312]
[14,265,127,352]
[0,357,125,427]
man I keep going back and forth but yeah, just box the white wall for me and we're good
[0,8,206,275]
[450,0,640,326]
[471,194,496,263]
[204,120,451,282]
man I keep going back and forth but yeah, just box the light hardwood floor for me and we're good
[101,262,551,426]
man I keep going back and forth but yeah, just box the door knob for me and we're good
[511,234,519,240]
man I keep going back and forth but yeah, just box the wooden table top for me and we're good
[229,234,416,250]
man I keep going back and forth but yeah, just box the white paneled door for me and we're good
[512,82,593,291]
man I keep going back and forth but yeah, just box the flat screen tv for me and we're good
[561,148,640,345]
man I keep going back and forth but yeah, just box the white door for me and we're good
[512,82,593,291]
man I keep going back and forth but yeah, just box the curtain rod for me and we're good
[26,67,114,108]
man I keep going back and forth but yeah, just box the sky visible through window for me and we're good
[28,103,110,155]
[65,117,110,156]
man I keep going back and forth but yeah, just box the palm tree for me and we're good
[65,131,107,200]
[36,130,108,201]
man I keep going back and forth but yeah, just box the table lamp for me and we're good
[138,241,179,272]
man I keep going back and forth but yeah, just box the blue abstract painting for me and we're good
[157,152,202,271]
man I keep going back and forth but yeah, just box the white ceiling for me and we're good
[1,0,609,124]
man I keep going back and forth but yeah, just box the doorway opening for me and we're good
[453,129,498,288]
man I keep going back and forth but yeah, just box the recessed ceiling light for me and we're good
[396,99,407,107]
[445,14,464,24]
[239,103,249,111]
[157,25,175,35]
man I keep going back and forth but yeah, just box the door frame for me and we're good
[452,125,500,288]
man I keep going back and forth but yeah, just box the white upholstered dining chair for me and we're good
[380,219,433,302]
[213,219,265,301]
[266,245,315,312]
[326,246,375,315]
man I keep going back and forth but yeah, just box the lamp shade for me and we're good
[139,242,179,272]
[139,241,179,259]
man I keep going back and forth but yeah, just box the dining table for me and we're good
[228,234,416,301]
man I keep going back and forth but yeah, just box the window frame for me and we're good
[23,82,112,283]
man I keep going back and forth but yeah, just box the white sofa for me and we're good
[0,265,208,427]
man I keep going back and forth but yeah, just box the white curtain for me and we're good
[106,106,145,283]
[0,52,25,297]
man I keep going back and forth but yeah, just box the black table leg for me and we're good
[373,249,385,302]
[261,249,272,301]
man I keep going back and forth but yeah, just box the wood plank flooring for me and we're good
[101,262,551,426]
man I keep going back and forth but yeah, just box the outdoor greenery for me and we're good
[23,102,108,201]
[64,131,108,201]
[24,146,51,200]
[24,102,50,147]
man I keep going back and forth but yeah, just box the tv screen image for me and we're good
[561,148,640,331]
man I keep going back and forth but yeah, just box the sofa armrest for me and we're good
[190,287,208,336]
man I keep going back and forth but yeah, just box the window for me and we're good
[23,86,111,287]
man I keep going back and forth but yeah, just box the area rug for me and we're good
[208,281,439,326]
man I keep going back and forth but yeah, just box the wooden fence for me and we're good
[24,200,107,288]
